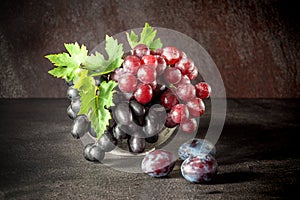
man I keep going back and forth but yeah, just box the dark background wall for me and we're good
[0,0,299,98]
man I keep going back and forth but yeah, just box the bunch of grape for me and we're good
[66,43,211,162]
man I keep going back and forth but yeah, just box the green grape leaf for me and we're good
[45,43,88,81]
[84,35,123,75]
[126,22,163,50]
[73,71,117,139]
[73,69,96,114]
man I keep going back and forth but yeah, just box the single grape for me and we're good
[160,89,179,110]
[155,55,167,75]
[128,136,146,153]
[71,115,90,139]
[112,102,133,125]
[118,73,138,93]
[180,118,197,133]
[186,98,205,117]
[170,104,189,124]
[123,55,141,75]
[176,83,196,102]
[161,46,181,65]
[129,99,146,126]
[143,116,163,137]
[67,105,77,120]
[89,144,105,162]
[141,55,158,66]
[175,58,195,75]
[163,67,182,85]
[67,87,79,100]
[83,143,94,161]
[132,44,150,58]
[134,84,153,104]
[97,131,117,152]
[71,97,81,114]
[113,124,128,140]
[181,154,218,183]
[178,138,216,160]
[137,65,157,84]
[141,149,176,177]
[195,82,211,99]
[83,143,105,162]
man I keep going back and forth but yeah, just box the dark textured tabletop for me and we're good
[0,99,299,199]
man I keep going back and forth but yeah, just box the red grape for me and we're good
[195,82,211,99]
[186,98,205,117]
[134,84,153,104]
[132,44,150,58]
[118,73,138,93]
[161,46,181,65]
[141,55,158,66]
[123,55,141,75]
[163,67,182,85]
[170,104,189,124]
[176,83,196,102]
[180,118,197,133]
[137,65,157,84]
[175,58,195,75]
[160,89,179,110]
[155,55,167,75]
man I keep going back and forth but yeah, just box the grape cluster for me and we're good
[112,44,211,135]
[66,43,212,162]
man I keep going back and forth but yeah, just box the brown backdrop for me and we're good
[0,0,299,98]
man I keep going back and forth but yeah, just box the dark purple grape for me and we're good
[147,104,167,124]
[112,92,127,104]
[67,105,77,120]
[83,143,94,161]
[67,87,79,100]
[132,44,150,58]
[141,149,176,177]
[71,97,81,114]
[97,131,117,152]
[128,136,145,153]
[129,100,146,126]
[113,124,128,140]
[89,144,105,162]
[112,102,133,126]
[129,100,145,117]
[71,115,90,139]
[83,143,105,162]
[181,154,218,183]
[143,116,162,137]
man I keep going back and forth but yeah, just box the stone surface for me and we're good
[0,0,299,98]
[0,98,299,199]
